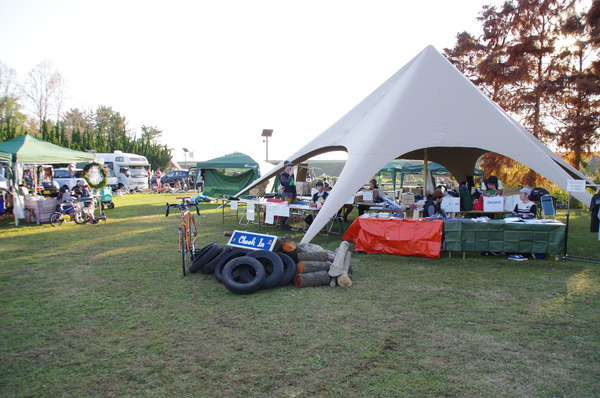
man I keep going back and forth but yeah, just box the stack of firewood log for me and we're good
[293,240,353,288]
[223,232,353,289]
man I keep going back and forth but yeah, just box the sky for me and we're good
[0,0,500,164]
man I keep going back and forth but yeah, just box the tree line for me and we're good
[444,0,599,186]
[0,61,172,170]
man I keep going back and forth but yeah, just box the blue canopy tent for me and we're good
[379,160,483,192]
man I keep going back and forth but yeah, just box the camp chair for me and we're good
[540,195,556,220]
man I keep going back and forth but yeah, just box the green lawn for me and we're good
[1,193,599,397]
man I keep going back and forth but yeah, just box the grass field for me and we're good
[1,193,599,397]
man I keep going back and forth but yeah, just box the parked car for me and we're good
[153,170,193,189]
[53,168,85,190]
[54,167,118,190]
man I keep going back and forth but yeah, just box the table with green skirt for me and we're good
[443,219,566,254]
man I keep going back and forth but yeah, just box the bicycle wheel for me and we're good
[49,212,63,227]
[74,209,87,224]
[179,227,188,276]
[187,216,198,256]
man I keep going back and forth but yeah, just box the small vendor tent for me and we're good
[0,134,95,225]
[380,160,484,192]
[236,45,593,244]
[195,153,259,198]
[0,149,11,162]
[0,134,95,163]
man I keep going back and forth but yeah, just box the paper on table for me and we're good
[265,205,275,224]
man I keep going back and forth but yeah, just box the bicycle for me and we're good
[166,197,200,276]
[49,199,86,227]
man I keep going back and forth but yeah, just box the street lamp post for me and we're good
[261,129,273,162]
[183,148,189,169]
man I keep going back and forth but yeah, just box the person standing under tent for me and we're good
[590,187,600,240]
[481,175,503,196]
[279,160,297,230]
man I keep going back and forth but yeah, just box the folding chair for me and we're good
[322,215,347,235]
[540,195,556,220]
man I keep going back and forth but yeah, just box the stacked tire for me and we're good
[190,243,297,295]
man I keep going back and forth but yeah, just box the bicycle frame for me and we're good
[166,197,200,276]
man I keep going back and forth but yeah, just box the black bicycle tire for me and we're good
[49,212,62,227]
[246,250,284,290]
[276,252,297,286]
[180,228,188,276]
[221,257,266,295]
[214,248,252,282]
[189,242,221,273]
[74,209,87,224]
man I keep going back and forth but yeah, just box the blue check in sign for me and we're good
[227,230,278,251]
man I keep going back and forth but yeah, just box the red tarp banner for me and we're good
[342,218,443,259]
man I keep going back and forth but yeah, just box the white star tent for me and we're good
[236,45,593,244]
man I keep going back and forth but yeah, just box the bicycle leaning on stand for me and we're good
[165,197,200,276]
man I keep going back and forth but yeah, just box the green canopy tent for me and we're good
[0,135,95,225]
[0,135,95,163]
[379,160,484,192]
[195,153,260,198]
[0,149,11,162]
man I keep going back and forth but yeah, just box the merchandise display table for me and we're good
[443,219,566,254]
[24,197,59,225]
[342,217,443,259]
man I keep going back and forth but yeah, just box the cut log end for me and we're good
[294,270,331,288]
[337,275,353,287]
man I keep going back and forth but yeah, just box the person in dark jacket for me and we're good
[279,160,296,230]
[591,188,600,234]
[423,189,446,218]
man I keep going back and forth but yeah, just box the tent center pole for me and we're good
[423,149,428,199]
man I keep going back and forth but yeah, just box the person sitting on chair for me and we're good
[305,181,328,225]
[423,189,447,218]
[358,179,382,216]
[512,187,537,218]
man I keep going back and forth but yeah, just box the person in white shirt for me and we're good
[481,175,503,196]
[513,187,537,217]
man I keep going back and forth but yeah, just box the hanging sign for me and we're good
[566,179,586,193]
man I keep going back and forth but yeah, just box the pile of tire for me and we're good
[189,242,297,294]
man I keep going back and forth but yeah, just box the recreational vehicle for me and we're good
[95,151,149,190]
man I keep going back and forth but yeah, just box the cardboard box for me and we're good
[353,194,363,204]
[361,190,374,203]
[401,192,415,205]
[249,188,266,197]
[503,194,519,212]
[441,196,460,212]
[483,196,504,212]
[294,182,307,195]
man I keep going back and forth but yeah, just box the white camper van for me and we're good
[95,151,149,190]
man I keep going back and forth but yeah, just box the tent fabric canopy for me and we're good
[235,45,592,244]
[195,152,258,170]
[196,153,260,198]
[0,135,95,163]
[380,160,483,175]
[0,149,11,162]
[202,168,258,198]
